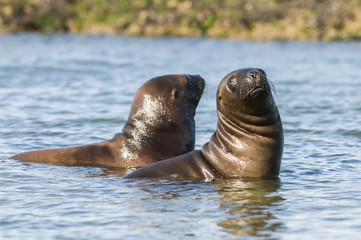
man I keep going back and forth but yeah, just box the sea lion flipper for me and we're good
[11,147,78,165]
[125,150,217,180]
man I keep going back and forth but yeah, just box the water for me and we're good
[1,34,361,239]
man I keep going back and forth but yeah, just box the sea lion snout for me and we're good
[243,69,271,99]
[245,69,267,86]
[186,74,205,101]
[187,74,205,91]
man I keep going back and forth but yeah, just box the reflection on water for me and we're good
[215,179,285,238]
[123,178,285,239]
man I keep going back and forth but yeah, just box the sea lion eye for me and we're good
[227,78,237,92]
[172,89,179,99]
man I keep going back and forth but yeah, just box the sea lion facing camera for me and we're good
[11,74,205,168]
[125,68,283,180]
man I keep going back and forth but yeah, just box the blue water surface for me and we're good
[1,34,361,239]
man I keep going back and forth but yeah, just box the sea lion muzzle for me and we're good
[186,74,205,103]
[242,70,272,104]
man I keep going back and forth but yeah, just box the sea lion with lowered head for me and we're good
[125,68,283,180]
[11,74,205,168]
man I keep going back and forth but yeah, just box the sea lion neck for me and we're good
[120,93,197,163]
[201,107,283,178]
[120,96,169,158]
[217,106,280,138]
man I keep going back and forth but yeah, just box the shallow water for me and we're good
[1,34,361,239]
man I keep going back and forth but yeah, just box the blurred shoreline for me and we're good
[1,0,361,41]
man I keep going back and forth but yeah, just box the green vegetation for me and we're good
[1,0,361,40]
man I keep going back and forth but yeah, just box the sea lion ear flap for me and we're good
[171,89,179,99]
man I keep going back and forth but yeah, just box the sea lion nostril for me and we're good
[257,69,266,76]
[248,71,268,85]
[249,71,262,78]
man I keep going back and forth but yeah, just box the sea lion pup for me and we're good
[125,68,283,180]
[11,74,205,168]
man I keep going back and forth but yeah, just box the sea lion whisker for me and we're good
[266,78,276,96]
[240,83,256,104]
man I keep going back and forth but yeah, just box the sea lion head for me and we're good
[122,74,205,161]
[217,68,275,121]
[130,74,205,119]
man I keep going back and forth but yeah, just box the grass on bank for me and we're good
[1,0,361,41]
